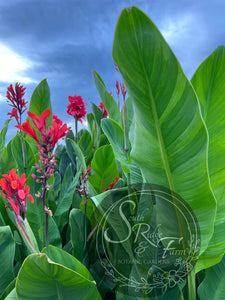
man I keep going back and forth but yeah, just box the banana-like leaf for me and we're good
[28,79,52,118]
[88,145,118,194]
[69,209,86,261]
[112,6,216,265]
[0,226,15,296]
[66,138,86,171]
[11,135,35,177]
[0,140,16,174]
[54,164,81,231]
[0,119,11,156]
[101,118,131,172]
[191,46,225,269]
[92,70,121,125]
[198,254,225,300]
[16,246,101,299]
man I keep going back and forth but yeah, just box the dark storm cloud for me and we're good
[0,0,225,138]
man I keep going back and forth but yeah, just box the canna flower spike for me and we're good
[16,109,71,183]
[6,83,27,124]
[16,109,71,152]
[15,109,70,249]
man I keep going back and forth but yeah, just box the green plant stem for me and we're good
[41,176,49,255]
[123,96,129,153]
[83,186,88,251]
[21,136,27,170]
[75,116,78,143]
[92,120,96,152]
[18,114,27,170]
[16,218,37,254]
[187,269,196,300]
[117,95,120,109]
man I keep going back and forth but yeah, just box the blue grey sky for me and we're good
[0,0,224,137]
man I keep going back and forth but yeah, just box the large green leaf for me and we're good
[92,70,121,124]
[88,145,118,194]
[11,134,35,177]
[54,165,81,231]
[116,288,183,300]
[101,118,131,172]
[0,226,15,296]
[16,246,101,299]
[91,102,103,132]
[4,287,17,300]
[29,79,52,117]
[0,140,16,174]
[69,209,87,261]
[66,138,86,171]
[78,129,93,166]
[112,6,216,264]
[0,119,11,156]
[191,46,225,269]
[198,254,225,300]
[25,79,52,147]
[87,113,97,150]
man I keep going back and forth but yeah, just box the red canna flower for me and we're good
[7,199,21,217]
[15,119,40,144]
[6,83,27,124]
[27,110,51,134]
[7,108,19,121]
[16,109,71,185]
[67,95,87,123]
[53,114,63,126]
[98,102,108,118]
[0,169,34,219]
[102,177,120,192]
[16,109,71,151]
[49,121,71,149]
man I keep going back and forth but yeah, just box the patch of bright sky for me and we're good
[66,120,88,131]
[160,12,206,77]
[0,93,5,102]
[0,44,37,84]
[161,13,196,45]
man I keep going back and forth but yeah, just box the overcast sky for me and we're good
[0,0,224,138]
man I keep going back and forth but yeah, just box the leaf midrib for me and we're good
[130,12,174,192]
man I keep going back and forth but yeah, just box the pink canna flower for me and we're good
[67,95,87,123]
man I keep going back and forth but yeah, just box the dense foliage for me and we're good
[0,6,225,300]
